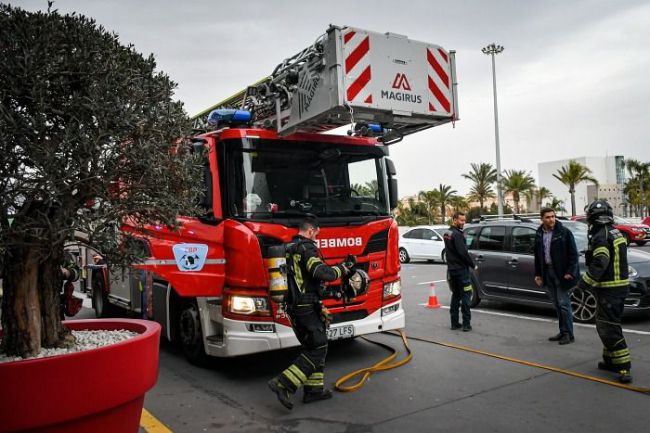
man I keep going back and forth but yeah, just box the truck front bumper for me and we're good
[205,298,405,358]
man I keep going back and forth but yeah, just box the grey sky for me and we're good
[14,0,650,197]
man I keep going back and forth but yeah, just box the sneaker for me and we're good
[558,334,573,345]
[268,378,293,410]
[548,333,563,341]
[462,324,472,332]
[451,323,462,330]
[618,370,633,384]
[303,389,333,404]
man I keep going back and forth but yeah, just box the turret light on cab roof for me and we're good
[207,109,252,127]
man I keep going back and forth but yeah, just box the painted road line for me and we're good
[141,409,173,433]
[419,305,650,336]
[416,279,448,285]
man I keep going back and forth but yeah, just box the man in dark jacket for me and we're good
[443,211,476,332]
[534,207,579,345]
[268,216,351,410]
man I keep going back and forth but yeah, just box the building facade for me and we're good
[538,156,626,216]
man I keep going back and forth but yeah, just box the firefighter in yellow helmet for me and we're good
[268,216,352,410]
[577,199,632,383]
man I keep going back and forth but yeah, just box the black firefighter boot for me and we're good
[268,378,294,410]
[303,388,333,404]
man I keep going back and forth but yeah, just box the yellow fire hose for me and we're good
[387,331,650,395]
[334,330,413,392]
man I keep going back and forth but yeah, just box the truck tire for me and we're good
[91,270,112,318]
[179,302,210,366]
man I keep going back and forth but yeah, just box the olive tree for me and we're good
[0,4,204,357]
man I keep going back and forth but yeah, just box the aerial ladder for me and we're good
[192,24,459,143]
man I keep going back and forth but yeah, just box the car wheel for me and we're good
[469,274,481,307]
[571,287,597,323]
[441,249,446,264]
[635,240,647,246]
[399,248,410,264]
[179,302,210,366]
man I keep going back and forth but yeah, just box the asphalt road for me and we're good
[105,250,650,433]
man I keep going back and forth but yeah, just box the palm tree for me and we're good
[434,183,458,223]
[396,197,429,226]
[624,159,650,217]
[462,163,497,212]
[553,160,598,217]
[449,195,469,213]
[537,186,552,209]
[545,197,566,214]
[502,169,536,214]
[417,190,438,225]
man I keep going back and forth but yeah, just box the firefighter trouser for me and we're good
[448,268,472,326]
[278,304,328,395]
[595,287,631,371]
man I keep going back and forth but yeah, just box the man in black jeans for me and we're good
[534,207,579,345]
[443,211,476,332]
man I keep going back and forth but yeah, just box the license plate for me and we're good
[327,324,354,340]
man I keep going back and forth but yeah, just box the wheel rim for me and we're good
[399,249,407,263]
[571,288,597,322]
[180,305,201,351]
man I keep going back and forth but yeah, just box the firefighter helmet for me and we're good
[586,199,614,226]
[345,269,369,299]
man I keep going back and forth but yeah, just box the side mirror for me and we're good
[386,158,398,210]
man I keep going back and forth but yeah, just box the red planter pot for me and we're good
[0,319,161,433]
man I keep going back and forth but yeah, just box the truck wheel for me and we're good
[469,274,481,307]
[571,287,597,323]
[91,271,112,318]
[399,248,410,264]
[179,302,210,366]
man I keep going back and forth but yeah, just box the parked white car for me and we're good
[399,225,449,264]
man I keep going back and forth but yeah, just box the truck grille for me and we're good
[331,310,368,324]
[362,229,389,255]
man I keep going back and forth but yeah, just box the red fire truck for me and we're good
[89,25,458,364]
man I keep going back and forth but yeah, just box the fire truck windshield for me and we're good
[224,138,390,221]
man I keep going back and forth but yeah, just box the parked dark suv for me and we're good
[465,218,650,322]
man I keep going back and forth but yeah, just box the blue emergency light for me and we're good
[207,109,252,127]
[368,123,383,133]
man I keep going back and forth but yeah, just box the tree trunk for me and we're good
[440,204,445,224]
[479,199,484,213]
[1,244,72,358]
[570,192,576,217]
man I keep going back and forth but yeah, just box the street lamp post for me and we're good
[482,43,505,216]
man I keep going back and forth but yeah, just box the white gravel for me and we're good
[0,329,138,363]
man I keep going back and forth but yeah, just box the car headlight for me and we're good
[628,265,638,278]
[383,280,401,299]
[229,295,270,315]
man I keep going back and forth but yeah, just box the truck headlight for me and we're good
[628,265,638,278]
[383,280,401,300]
[229,295,270,315]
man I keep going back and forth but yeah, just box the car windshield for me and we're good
[224,137,390,220]
[562,221,589,251]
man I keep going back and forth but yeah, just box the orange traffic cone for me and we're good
[425,282,441,309]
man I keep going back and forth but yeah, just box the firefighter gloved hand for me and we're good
[320,307,332,327]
